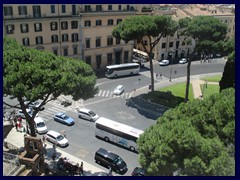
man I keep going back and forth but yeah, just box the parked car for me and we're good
[34,117,48,134]
[179,58,187,64]
[53,112,75,126]
[159,59,170,66]
[95,148,128,175]
[114,85,124,95]
[131,167,145,176]
[46,130,69,147]
[77,108,99,122]
[17,108,38,119]
[24,100,44,110]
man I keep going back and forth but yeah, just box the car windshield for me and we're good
[89,111,96,116]
[36,122,45,127]
[61,115,69,120]
[115,157,123,165]
[56,135,64,141]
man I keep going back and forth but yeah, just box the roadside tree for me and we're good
[112,15,178,91]
[3,36,98,137]
[137,88,235,176]
[178,16,227,102]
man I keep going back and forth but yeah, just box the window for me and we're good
[96,5,102,11]
[61,21,68,30]
[176,41,180,49]
[50,22,58,30]
[96,38,101,47]
[18,6,27,15]
[33,5,41,18]
[22,38,30,46]
[96,55,101,68]
[72,5,76,15]
[71,21,78,29]
[86,39,90,48]
[53,49,58,55]
[63,48,68,56]
[225,19,228,23]
[85,20,91,27]
[62,5,66,13]
[124,51,129,63]
[34,23,42,32]
[116,38,121,45]
[6,25,14,34]
[62,34,68,42]
[228,28,231,33]
[96,20,102,26]
[127,5,130,11]
[108,5,112,10]
[162,43,166,49]
[108,19,114,25]
[118,5,122,10]
[107,37,113,46]
[72,33,78,42]
[51,35,58,43]
[86,56,91,65]
[51,5,55,13]
[4,6,13,16]
[85,5,91,12]
[20,24,29,33]
[107,54,113,65]
[73,45,78,54]
[169,42,173,48]
[35,36,43,44]
[117,19,122,24]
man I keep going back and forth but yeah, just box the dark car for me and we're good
[95,148,128,175]
[131,167,145,176]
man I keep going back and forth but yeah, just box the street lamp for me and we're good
[169,52,174,82]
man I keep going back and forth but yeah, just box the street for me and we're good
[4,59,226,176]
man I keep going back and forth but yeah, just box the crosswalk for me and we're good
[95,90,130,99]
[38,104,75,122]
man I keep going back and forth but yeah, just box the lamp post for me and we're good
[169,52,173,82]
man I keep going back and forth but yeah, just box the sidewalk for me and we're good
[5,128,107,176]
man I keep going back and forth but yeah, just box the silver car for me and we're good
[114,85,124,95]
[77,108,99,122]
[46,130,69,147]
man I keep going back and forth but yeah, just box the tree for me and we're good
[3,36,98,137]
[112,15,178,91]
[179,16,227,102]
[219,51,235,92]
[138,88,235,176]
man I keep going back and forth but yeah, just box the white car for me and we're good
[78,108,99,122]
[159,60,169,66]
[46,130,69,147]
[114,85,124,95]
[24,100,44,110]
[179,58,187,64]
[34,117,48,134]
[17,108,38,119]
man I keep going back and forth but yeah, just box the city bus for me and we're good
[105,63,140,78]
[94,117,144,152]
[132,48,148,67]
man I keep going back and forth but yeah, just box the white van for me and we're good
[34,117,48,134]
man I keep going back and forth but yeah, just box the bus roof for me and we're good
[106,63,139,69]
[133,49,148,57]
[95,117,144,138]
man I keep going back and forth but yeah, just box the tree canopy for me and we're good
[112,15,178,91]
[137,88,235,176]
[3,36,98,136]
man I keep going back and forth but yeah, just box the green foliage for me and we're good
[138,88,235,176]
[3,36,98,136]
[219,51,235,92]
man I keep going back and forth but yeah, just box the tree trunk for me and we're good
[26,116,37,137]
[184,49,191,103]
[149,57,154,92]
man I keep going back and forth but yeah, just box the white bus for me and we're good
[95,117,144,152]
[132,48,148,67]
[105,63,140,78]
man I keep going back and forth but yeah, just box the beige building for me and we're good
[3,4,141,70]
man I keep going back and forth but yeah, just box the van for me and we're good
[94,148,128,175]
[34,117,47,134]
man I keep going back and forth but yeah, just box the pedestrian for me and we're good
[156,73,158,79]
[80,162,84,175]
[160,73,162,79]
[43,143,47,154]
[17,121,22,132]
[61,130,66,138]
[15,121,18,132]
[125,98,129,107]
